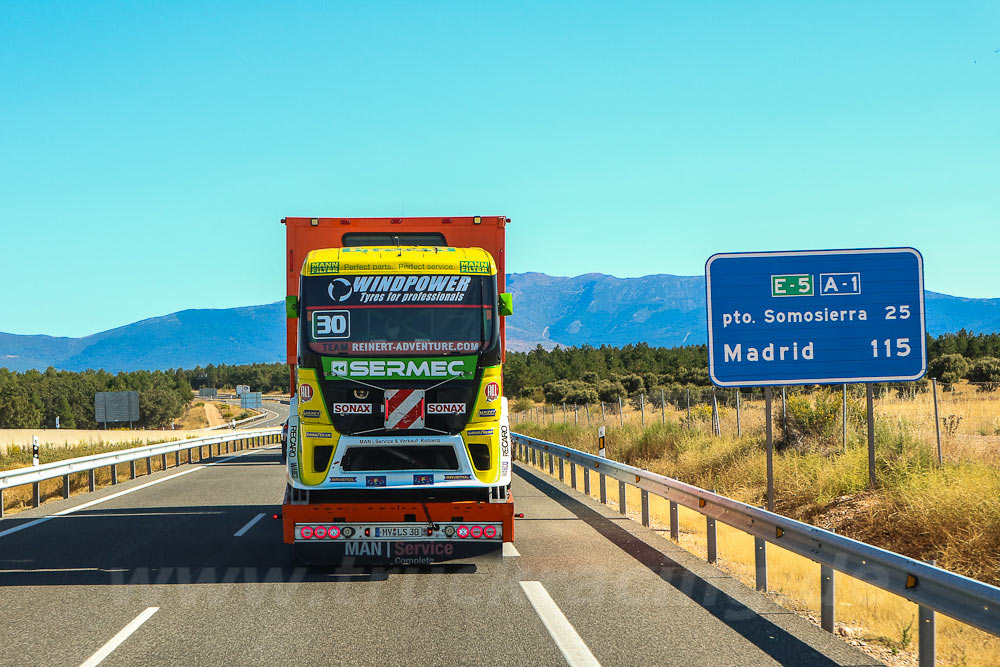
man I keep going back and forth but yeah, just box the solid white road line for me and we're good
[502,542,521,557]
[519,581,601,667]
[234,512,266,537]
[79,607,159,667]
[0,446,270,539]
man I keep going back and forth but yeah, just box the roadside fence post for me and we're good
[660,388,665,424]
[686,389,691,428]
[669,501,678,541]
[821,560,835,632]
[618,396,623,428]
[600,402,606,424]
[932,379,942,465]
[586,403,591,426]
[919,560,937,667]
[707,512,717,564]
[711,389,720,436]
[574,404,578,425]
[562,403,566,424]
[755,534,767,592]
[640,393,645,427]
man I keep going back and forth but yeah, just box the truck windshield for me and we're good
[301,274,495,356]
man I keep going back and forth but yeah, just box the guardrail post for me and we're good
[0,489,4,517]
[558,457,564,482]
[570,461,577,489]
[63,474,70,499]
[161,453,167,470]
[89,470,95,492]
[821,563,835,632]
[145,456,152,474]
[110,464,118,485]
[707,516,717,563]
[32,482,40,507]
[641,490,649,526]
[175,451,181,467]
[755,537,767,592]
[188,448,194,464]
[130,461,136,479]
[548,452,554,475]
[583,467,591,495]
[618,481,626,514]
[669,501,678,541]
[599,472,607,503]
[919,560,936,667]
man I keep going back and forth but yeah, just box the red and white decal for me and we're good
[484,381,500,402]
[331,403,373,415]
[299,383,314,402]
[427,402,466,415]
[384,389,425,430]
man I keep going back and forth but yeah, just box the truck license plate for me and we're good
[374,526,423,538]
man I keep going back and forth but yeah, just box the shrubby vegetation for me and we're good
[504,331,1000,404]
[0,362,292,429]
[0,368,192,429]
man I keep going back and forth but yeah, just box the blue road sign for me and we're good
[706,248,926,387]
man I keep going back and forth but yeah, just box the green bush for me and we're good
[783,392,841,451]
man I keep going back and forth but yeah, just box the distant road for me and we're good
[0,442,875,666]
[238,399,288,429]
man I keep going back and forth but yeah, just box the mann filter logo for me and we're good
[323,356,477,381]
[331,403,373,415]
[311,310,350,339]
[384,389,425,430]
[299,383,314,402]
[459,260,491,274]
[309,261,339,275]
[484,381,500,402]
[427,403,466,415]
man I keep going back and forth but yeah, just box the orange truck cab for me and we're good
[280,216,514,564]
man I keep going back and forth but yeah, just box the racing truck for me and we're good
[280,216,514,564]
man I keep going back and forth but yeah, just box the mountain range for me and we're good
[3,273,999,372]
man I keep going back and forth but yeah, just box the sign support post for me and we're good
[866,383,877,488]
[764,388,774,511]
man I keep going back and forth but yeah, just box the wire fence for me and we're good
[510,381,1000,466]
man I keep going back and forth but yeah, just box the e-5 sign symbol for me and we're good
[312,310,350,339]
[771,274,813,297]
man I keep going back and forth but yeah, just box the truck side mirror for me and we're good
[498,292,513,317]
[285,295,299,319]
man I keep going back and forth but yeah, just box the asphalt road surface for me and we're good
[0,445,881,667]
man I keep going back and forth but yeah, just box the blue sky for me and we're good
[1,1,998,337]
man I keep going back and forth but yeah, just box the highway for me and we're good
[236,399,289,429]
[0,445,880,667]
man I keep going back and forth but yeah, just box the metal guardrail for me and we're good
[512,432,1000,664]
[0,429,281,517]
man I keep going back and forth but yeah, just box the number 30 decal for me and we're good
[312,310,351,339]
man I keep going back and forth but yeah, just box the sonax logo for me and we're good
[331,403,373,415]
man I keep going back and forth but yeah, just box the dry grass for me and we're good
[514,402,1000,667]
[519,448,1000,667]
